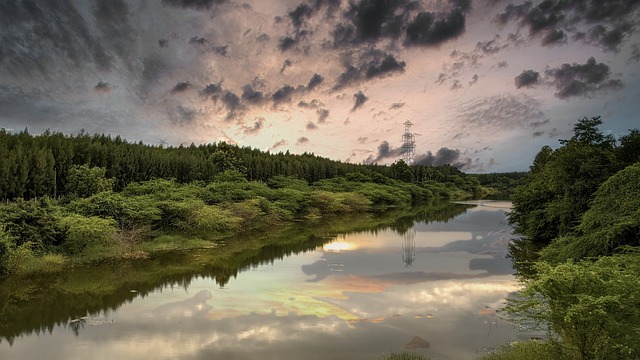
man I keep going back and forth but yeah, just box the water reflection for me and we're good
[0,200,531,359]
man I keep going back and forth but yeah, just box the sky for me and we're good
[1,0,639,172]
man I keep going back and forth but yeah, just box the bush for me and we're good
[59,214,117,254]
[504,254,640,359]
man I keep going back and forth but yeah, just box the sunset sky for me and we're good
[1,0,639,172]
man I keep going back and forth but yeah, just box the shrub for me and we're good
[59,214,117,254]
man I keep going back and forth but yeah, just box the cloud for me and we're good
[306,74,324,90]
[544,57,624,99]
[468,74,479,87]
[450,80,462,90]
[94,82,112,93]
[288,3,313,28]
[161,0,228,11]
[201,83,222,97]
[475,35,509,54]
[272,85,295,104]
[280,59,292,73]
[365,140,402,164]
[415,147,465,167]
[334,50,406,89]
[351,91,368,111]
[317,109,329,123]
[390,102,405,109]
[405,9,466,47]
[189,36,208,46]
[305,121,318,130]
[357,136,369,144]
[455,94,547,132]
[241,85,265,105]
[221,91,241,113]
[630,44,640,63]
[514,70,540,88]
[270,139,288,150]
[495,0,640,51]
[171,82,191,94]
[296,136,309,145]
[168,105,197,126]
[241,117,265,135]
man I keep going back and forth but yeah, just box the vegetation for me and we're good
[497,116,640,359]
[0,128,488,277]
[0,128,482,200]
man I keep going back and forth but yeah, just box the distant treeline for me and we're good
[0,128,480,200]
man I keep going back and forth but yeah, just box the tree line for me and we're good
[489,117,640,360]
[0,128,479,201]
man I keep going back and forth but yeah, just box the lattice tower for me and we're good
[401,120,416,164]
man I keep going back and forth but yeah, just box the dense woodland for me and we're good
[0,128,478,200]
[0,128,488,277]
[484,117,640,360]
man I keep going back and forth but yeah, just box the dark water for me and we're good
[0,200,531,360]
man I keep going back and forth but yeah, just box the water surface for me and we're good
[0,200,530,359]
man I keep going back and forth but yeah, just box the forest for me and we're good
[0,128,487,277]
[483,117,640,360]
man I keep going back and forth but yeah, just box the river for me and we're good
[0,200,532,359]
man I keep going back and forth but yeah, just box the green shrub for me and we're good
[59,214,117,254]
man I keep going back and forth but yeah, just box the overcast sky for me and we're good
[1,0,639,172]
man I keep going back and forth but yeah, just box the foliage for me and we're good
[65,164,114,198]
[0,198,65,252]
[0,129,481,200]
[504,255,640,359]
[508,117,623,248]
[58,214,117,254]
[540,162,640,263]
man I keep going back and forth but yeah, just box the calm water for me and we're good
[0,200,532,359]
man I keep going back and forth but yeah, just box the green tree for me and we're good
[65,165,114,198]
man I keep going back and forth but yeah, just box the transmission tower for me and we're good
[401,120,416,164]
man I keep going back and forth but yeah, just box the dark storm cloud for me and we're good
[171,82,191,93]
[278,36,298,52]
[405,9,466,46]
[514,70,540,88]
[496,0,640,51]
[92,0,135,61]
[306,73,324,90]
[161,0,228,11]
[351,91,368,111]
[272,85,295,104]
[0,1,114,76]
[544,57,624,99]
[334,50,406,89]
[298,99,322,109]
[541,29,566,46]
[364,140,402,164]
[94,82,112,93]
[317,108,329,123]
[296,136,309,145]
[241,85,265,104]
[415,147,471,169]
[630,44,640,63]
[289,3,314,28]
[221,91,241,112]
[242,117,265,135]
[201,83,222,97]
